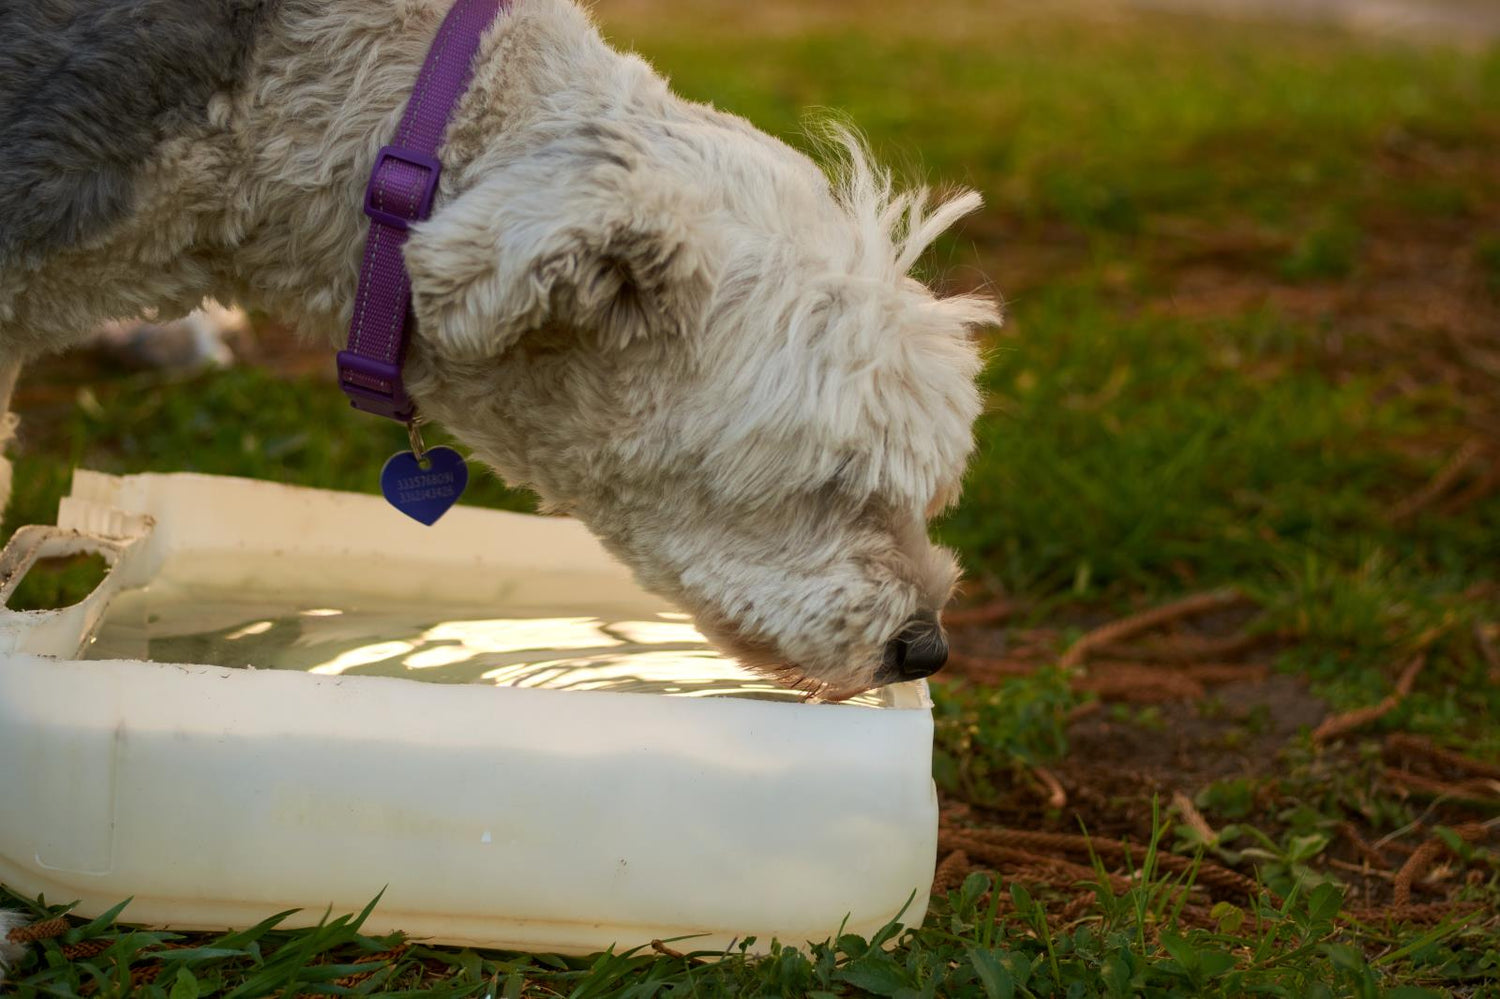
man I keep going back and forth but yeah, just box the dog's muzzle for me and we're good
[876,613,949,684]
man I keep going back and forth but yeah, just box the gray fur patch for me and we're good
[0,0,279,264]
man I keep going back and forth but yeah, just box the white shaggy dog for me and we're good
[0,0,997,708]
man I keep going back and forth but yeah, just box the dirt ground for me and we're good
[935,594,1500,929]
[926,123,1500,929]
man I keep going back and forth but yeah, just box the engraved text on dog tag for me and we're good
[380,446,469,526]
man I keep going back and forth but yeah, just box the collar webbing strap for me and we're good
[337,0,508,421]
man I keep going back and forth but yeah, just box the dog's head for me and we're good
[406,110,997,697]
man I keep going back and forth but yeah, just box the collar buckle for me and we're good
[336,350,415,421]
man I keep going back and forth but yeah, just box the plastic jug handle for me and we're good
[0,523,153,658]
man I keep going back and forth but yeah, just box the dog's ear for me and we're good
[405,153,718,359]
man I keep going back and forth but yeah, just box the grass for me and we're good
[5,852,1492,998]
[2,553,110,612]
[4,1,1500,995]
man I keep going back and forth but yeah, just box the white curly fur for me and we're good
[0,908,27,986]
[0,0,999,696]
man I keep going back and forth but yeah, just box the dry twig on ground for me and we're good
[937,822,1263,902]
[946,651,1038,680]
[4,917,67,945]
[1383,767,1500,805]
[944,598,1020,628]
[1031,764,1068,810]
[1312,654,1427,744]
[1388,437,1488,522]
[1385,733,1500,782]
[1439,461,1500,516]
[1073,663,1206,703]
[1475,621,1500,685]
[1344,901,1487,925]
[1058,589,1250,672]
[932,849,973,895]
[1392,822,1490,908]
[60,939,111,961]
[1338,821,1392,869]
[650,939,687,959]
[1094,628,1264,664]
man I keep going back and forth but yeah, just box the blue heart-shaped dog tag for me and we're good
[380,446,469,525]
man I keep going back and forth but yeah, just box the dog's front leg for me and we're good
[0,360,19,520]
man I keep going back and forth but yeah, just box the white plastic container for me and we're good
[0,471,936,954]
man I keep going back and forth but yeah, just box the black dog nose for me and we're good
[879,618,949,682]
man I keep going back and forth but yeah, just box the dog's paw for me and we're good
[0,909,30,986]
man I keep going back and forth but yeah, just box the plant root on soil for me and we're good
[1095,629,1265,664]
[1438,461,1500,517]
[1311,654,1427,744]
[937,816,1265,902]
[1386,733,1500,782]
[1383,767,1500,806]
[946,650,1038,679]
[1031,764,1068,810]
[5,917,67,945]
[944,597,1021,628]
[948,654,1267,707]
[1391,822,1490,908]
[1057,588,1251,672]
[1476,621,1500,684]
[61,940,111,961]
[933,849,973,894]
[1343,901,1487,925]
[1073,662,1207,703]
[936,776,1499,934]
[1387,437,1489,523]
[1338,822,1393,869]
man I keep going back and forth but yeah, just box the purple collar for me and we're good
[336,0,509,423]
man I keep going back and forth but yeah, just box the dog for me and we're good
[0,0,997,701]
[1,0,1001,973]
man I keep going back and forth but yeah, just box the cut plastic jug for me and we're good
[0,471,937,954]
